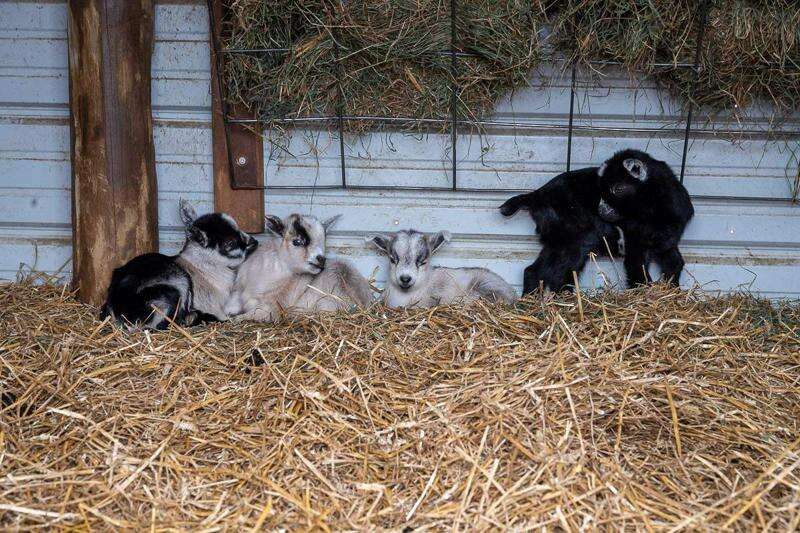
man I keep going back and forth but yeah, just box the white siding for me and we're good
[1,1,799,297]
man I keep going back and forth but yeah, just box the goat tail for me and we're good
[498,192,537,217]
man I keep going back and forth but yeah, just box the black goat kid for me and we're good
[596,149,694,287]
[500,167,620,294]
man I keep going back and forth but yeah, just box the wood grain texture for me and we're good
[67,0,158,305]
[209,0,264,234]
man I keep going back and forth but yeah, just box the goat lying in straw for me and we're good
[367,229,517,308]
[102,200,257,329]
[226,214,373,321]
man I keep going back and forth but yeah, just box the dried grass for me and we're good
[1,280,800,529]
[553,0,800,118]
[221,0,800,130]
[222,0,545,132]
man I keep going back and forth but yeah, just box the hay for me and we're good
[552,0,800,119]
[221,0,800,131]
[222,0,545,132]
[1,279,799,529]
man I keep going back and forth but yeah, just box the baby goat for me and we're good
[499,167,620,294]
[101,200,257,329]
[367,229,517,308]
[226,214,373,321]
[596,149,694,287]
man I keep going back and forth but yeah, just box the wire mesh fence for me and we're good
[207,0,800,195]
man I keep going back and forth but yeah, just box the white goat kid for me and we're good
[226,214,373,321]
[367,229,517,308]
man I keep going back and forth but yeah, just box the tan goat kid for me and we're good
[225,214,373,321]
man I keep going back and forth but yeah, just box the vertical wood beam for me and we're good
[68,0,158,305]
[209,0,265,234]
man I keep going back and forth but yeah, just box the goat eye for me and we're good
[292,238,305,247]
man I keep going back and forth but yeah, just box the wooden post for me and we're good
[209,0,265,234]
[67,0,158,305]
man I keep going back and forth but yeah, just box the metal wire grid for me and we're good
[207,0,800,193]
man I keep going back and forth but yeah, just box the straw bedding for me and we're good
[1,279,799,529]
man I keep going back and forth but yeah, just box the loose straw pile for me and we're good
[1,280,799,529]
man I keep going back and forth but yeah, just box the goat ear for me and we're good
[365,234,392,256]
[321,214,342,232]
[264,215,285,236]
[179,199,198,227]
[428,230,451,255]
[187,226,208,247]
[623,158,648,181]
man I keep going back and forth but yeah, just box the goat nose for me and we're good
[315,255,326,267]
[399,275,411,284]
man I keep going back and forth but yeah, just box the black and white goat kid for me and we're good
[100,200,257,329]
[596,149,694,287]
[499,167,621,294]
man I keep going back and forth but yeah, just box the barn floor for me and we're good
[1,280,799,530]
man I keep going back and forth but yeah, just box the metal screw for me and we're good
[236,156,248,166]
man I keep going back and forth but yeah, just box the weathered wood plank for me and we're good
[67,0,158,305]
[208,0,264,233]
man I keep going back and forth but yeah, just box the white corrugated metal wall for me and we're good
[2,1,799,296]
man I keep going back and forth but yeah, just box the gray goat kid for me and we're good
[367,229,517,308]
[225,214,374,321]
